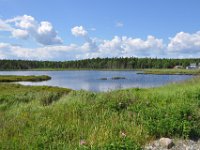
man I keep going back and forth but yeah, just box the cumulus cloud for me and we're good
[71,25,98,52]
[71,25,164,57]
[0,42,90,60]
[1,15,62,45]
[1,15,200,60]
[168,31,200,54]
[0,19,13,31]
[11,29,29,39]
[0,34,165,60]
[6,15,37,29]
[35,21,63,45]
[71,26,87,37]
[98,35,164,57]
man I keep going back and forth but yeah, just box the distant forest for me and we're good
[0,57,199,70]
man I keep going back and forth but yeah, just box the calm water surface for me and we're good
[0,70,193,92]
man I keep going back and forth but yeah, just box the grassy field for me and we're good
[138,69,200,75]
[0,76,200,149]
[0,75,51,82]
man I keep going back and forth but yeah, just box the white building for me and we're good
[186,63,199,69]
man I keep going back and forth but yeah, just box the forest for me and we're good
[0,57,199,70]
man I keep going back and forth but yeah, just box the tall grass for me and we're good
[0,75,51,82]
[138,69,200,75]
[0,77,200,149]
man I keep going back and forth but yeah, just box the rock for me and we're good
[99,77,108,80]
[111,76,126,80]
[144,139,200,150]
[159,138,174,149]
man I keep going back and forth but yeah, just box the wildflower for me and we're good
[121,131,127,137]
[80,139,87,146]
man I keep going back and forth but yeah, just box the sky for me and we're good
[0,0,200,60]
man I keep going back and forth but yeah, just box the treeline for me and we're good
[0,57,199,70]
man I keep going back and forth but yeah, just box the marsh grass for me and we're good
[0,84,71,110]
[0,77,200,149]
[138,69,200,75]
[0,75,51,82]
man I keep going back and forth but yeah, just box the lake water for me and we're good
[0,70,193,92]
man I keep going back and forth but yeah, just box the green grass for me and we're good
[0,77,200,149]
[0,75,51,82]
[138,69,200,75]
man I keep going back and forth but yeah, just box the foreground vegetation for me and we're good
[0,77,200,149]
[0,75,51,82]
[1,57,200,70]
[138,69,200,75]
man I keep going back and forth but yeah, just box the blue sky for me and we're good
[0,0,200,60]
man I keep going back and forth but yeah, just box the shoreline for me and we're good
[1,68,200,76]
[136,69,200,75]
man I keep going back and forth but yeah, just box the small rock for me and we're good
[159,138,174,149]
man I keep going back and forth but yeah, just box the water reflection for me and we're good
[0,70,193,92]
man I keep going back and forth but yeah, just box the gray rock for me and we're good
[159,138,174,149]
[144,139,200,150]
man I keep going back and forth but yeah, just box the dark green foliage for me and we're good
[0,57,197,70]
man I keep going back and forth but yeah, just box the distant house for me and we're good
[186,63,200,69]
[174,65,183,69]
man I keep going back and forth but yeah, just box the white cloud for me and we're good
[2,15,62,45]
[71,26,87,37]
[116,22,124,27]
[35,21,63,45]
[1,29,200,60]
[12,29,29,39]
[1,15,200,60]
[71,26,98,52]
[168,31,200,54]
[0,31,198,61]
[0,52,6,59]
[2,28,200,60]
[6,15,36,29]
[98,35,164,57]
[0,19,13,31]
[0,42,90,60]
